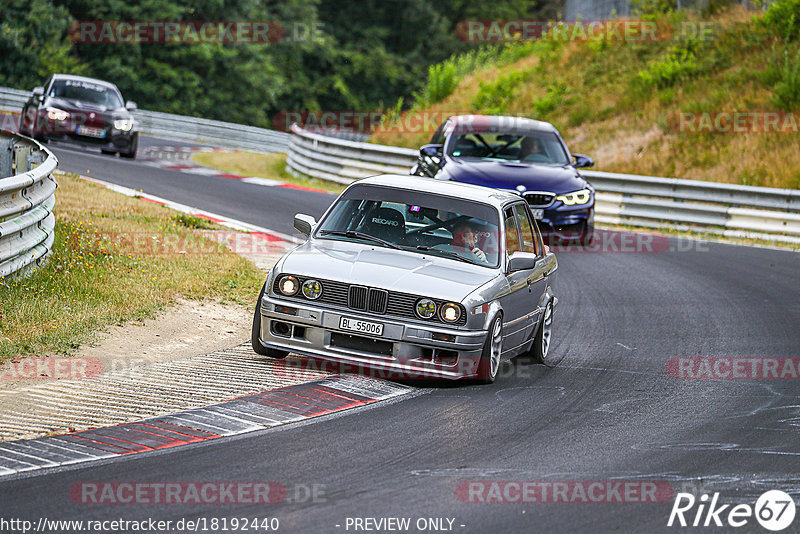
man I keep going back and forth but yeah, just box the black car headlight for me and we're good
[278,275,299,296]
[439,302,462,323]
[556,188,592,206]
[113,119,133,131]
[46,107,68,121]
[301,279,322,300]
[415,298,437,319]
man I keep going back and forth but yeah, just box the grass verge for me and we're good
[192,151,346,194]
[0,173,264,361]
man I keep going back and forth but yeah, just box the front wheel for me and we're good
[532,300,555,365]
[251,283,289,359]
[475,314,503,384]
[120,133,138,159]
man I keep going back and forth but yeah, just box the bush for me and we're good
[637,42,700,88]
[415,47,505,105]
[471,71,526,115]
[762,0,800,41]
[770,48,800,110]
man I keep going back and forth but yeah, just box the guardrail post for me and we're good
[0,138,13,178]
[13,142,31,173]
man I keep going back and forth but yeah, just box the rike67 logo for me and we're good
[668,490,796,531]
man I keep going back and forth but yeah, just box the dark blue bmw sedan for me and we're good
[412,115,595,245]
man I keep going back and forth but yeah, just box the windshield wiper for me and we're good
[415,245,478,265]
[318,230,402,250]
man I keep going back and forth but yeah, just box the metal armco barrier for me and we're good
[286,125,800,244]
[287,123,418,184]
[0,87,289,153]
[0,131,58,278]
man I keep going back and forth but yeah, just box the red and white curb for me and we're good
[0,377,412,477]
[68,172,304,246]
[142,145,334,195]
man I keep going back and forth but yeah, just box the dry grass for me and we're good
[193,151,346,193]
[0,173,264,360]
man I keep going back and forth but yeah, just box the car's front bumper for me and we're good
[538,205,594,241]
[43,130,136,151]
[257,295,488,380]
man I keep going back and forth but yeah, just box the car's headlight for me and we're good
[113,119,133,131]
[301,279,322,300]
[278,275,299,296]
[415,298,437,319]
[439,302,462,323]
[556,188,592,206]
[46,108,68,121]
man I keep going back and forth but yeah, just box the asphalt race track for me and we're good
[1,139,799,533]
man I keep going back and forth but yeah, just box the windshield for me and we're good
[448,131,569,165]
[316,184,501,267]
[49,80,124,108]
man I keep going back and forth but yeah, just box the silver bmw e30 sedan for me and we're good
[252,174,558,383]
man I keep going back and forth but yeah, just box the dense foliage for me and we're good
[0,0,557,127]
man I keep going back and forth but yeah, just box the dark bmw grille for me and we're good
[524,192,555,208]
[273,274,466,325]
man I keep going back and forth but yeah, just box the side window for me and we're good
[513,204,538,254]
[504,208,520,256]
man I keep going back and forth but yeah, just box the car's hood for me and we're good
[444,158,587,194]
[278,239,499,302]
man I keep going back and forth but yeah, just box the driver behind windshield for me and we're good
[435,220,489,264]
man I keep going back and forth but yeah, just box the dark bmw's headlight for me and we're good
[439,302,462,323]
[556,188,592,206]
[415,298,437,319]
[278,275,299,296]
[301,279,322,300]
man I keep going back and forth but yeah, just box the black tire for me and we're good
[475,314,503,384]
[120,133,138,159]
[579,229,594,247]
[532,300,555,365]
[252,282,288,358]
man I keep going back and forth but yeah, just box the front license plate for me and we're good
[76,125,106,138]
[339,317,384,336]
[531,208,544,220]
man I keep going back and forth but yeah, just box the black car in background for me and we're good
[412,115,595,245]
[19,74,139,159]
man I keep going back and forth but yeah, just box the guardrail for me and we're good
[286,125,800,244]
[0,131,58,278]
[0,86,289,153]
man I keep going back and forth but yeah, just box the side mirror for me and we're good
[32,86,44,101]
[572,154,594,168]
[294,213,316,237]
[125,101,138,111]
[507,252,537,273]
[420,144,443,158]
